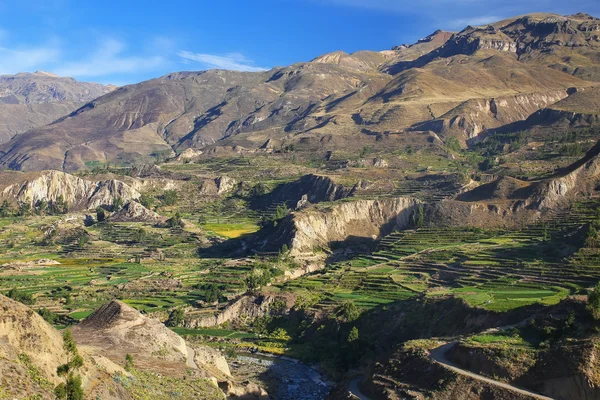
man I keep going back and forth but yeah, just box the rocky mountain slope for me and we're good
[0,170,140,209]
[0,295,131,400]
[1,13,598,171]
[72,300,189,368]
[0,72,113,144]
[0,295,67,393]
[0,295,241,399]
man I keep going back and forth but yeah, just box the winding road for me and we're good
[429,342,554,400]
[186,345,199,369]
[348,378,373,400]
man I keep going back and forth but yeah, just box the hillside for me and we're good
[0,72,114,144]
[1,13,598,171]
[3,9,600,400]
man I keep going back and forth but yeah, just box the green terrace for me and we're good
[279,199,600,313]
[0,256,266,322]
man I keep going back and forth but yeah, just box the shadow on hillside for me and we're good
[197,234,255,258]
[324,235,380,264]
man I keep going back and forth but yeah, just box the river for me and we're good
[230,352,332,400]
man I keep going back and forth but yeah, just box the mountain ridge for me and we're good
[0,12,599,171]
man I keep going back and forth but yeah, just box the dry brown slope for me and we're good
[0,13,598,171]
[0,72,114,144]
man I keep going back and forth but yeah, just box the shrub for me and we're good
[587,282,600,320]
[139,193,155,208]
[445,137,461,152]
[166,308,185,327]
[336,301,360,322]
[112,197,124,211]
[124,354,135,372]
[96,207,106,223]
[7,287,34,305]
[161,190,178,206]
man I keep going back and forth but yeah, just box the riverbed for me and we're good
[230,352,332,400]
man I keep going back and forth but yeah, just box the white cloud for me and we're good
[448,15,504,29]
[55,38,166,78]
[0,45,60,75]
[178,51,268,72]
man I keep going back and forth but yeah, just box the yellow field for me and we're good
[203,223,260,238]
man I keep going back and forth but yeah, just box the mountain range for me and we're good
[0,12,599,171]
[0,72,113,145]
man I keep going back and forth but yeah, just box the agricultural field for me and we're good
[0,212,291,324]
[277,198,600,314]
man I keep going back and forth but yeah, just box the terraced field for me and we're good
[0,212,281,322]
[279,198,600,313]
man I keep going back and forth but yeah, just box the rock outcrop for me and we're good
[175,147,204,162]
[194,345,232,376]
[439,140,600,227]
[531,140,600,210]
[184,295,279,328]
[107,201,164,223]
[252,174,354,210]
[277,198,420,255]
[427,90,569,140]
[199,176,238,195]
[0,170,140,210]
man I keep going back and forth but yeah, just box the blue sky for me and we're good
[0,0,599,85]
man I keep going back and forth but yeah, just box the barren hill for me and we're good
[0,72,114,144]
[0,13,599,171]
[72,300,189,370]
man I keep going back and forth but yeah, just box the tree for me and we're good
[204,284,222,304]
[168,212,183,228]
[50,195,68,215]
[139,193,155,208]
[162,190,178,206]
[272,204,289,226]
[38,308,58,324]
[279,244,290,260]
[586,225,599,248]
[7,287,34,305]
[445,137,461,152]
[96,207,106,223]
[412,205,425,228]
[77,235,89,248]
[359,145,372,158]
[587,282,600,320]
[337,301,360,322]
[18,198,31,216]
[0,199,13,217]
[55,329,84,400]
[135,228,146,243]
[347,326,359,343]
[124,354,135,372]
[166,308,185,327]
[250,183,268,197]
[112,197,124,211]
[36,199,48,215]
[417,205,425,228]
